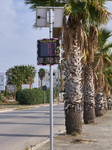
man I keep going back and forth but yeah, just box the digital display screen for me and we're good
[37,39,60,64]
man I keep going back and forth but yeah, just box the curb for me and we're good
[0,103,64,113]
[29,130,66,150]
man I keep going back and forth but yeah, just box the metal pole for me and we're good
[49,8,53,150]
[58,68,60,104]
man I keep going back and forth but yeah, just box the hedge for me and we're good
[16,88,50,105]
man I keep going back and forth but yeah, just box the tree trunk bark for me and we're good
[103,94,107,112]
[83,25,98,124]
[95,86,104,117]
[64,39,83,134]
[107,96,112,110]
[65,103,82,134]
[84,102,95,123]
[83,63,95,123]
[30,83,32,89]
[41,79,42,88]
[63,21,88,134]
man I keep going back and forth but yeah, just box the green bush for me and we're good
[33,88,44,104]
[16,89,34,105]
[16,88,50,105]
[16,90,22,101]
[45,89,50,103]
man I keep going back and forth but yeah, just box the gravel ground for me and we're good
[38,110,112,150]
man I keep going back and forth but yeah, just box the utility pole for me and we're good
[36,7,64,150]
[49,8,53,150]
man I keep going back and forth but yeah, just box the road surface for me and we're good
[0,103,65,150]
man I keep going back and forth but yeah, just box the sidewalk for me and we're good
[37,110,112,150]
[0,107,15,113]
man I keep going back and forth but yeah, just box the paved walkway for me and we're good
[37,110,112,150]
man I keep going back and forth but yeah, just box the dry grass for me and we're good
[15,106,35,111]
[24,147,29,150]
[72,131,77,136]
[0,101,35,110]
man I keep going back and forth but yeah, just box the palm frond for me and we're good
[88,25,98,54]
[103,67,112,88]
[103,56,112,66]
[24,0,49,10]
[101,43,112,53]
[24,0,64,10]
[95,57,103,71]
[81,49,88,66]
[98,28,112,50]
[63,27,72,58]
[89,0,111,25]
[64,1,86,18]
[103,83,109,97]
[94,71,98,93]
[98,71,105,88]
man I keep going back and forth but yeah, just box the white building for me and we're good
[38,69,60,88]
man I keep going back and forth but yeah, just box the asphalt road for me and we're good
[0,103,65,150]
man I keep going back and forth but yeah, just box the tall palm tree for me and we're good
[24,0,111,134]
[103,67,112,110]
[25,65,37,89]
[94,28,112,116]
[83,25,98,123]
[38,68,46,87]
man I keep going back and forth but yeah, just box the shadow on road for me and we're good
[0,121,64,126]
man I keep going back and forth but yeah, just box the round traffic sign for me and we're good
[42,85,47,91]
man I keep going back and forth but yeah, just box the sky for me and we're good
[0,0,112,88]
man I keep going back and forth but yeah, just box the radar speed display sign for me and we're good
[37,38,61,65]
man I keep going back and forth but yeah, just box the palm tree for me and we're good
[6,65,36,90]
[58,60,65,92]
[94,28,112,116]
[83,25,98,123]
[61,0,110,132]
[26,65,37,89]
[103,67,112,110]
[24,0,111,134]
[38,68,46,87]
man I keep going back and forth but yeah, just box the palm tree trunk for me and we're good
[107,95,112,110]
[83,62,95,123]
[103,94,107,112]
[41,79,42,88]
[64,43,82,134]
[95,86,104,117]
[83,25,98,124]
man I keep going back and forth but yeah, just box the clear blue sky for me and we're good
[0,0,112,88]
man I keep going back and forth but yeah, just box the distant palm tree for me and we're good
[6,65,36,90]
[26,65,37,89]
[94,28,112,116]
[103,60,112,110]
[38,68,46,87]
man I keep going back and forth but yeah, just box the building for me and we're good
[38,69,60,88]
